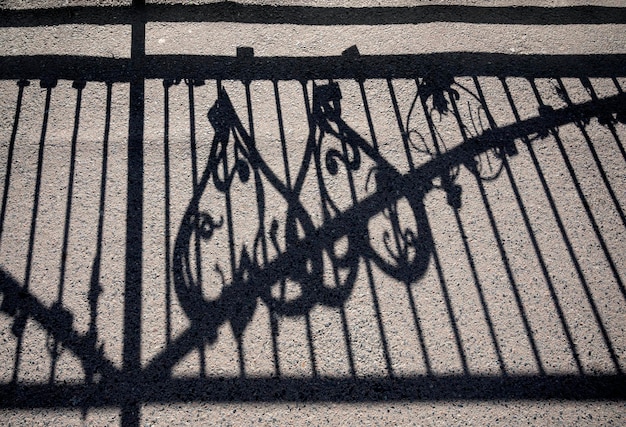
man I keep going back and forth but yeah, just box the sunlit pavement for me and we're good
[0,1,625,425]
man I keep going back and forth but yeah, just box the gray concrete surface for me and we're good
[0,1,625,425]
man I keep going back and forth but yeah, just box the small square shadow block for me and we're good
[237,47,254,58]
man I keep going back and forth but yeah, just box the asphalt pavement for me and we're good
[0,1,625,425]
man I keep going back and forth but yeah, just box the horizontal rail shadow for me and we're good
[1,53,626,82]
[1,3,625,27]
[1,375,625,409]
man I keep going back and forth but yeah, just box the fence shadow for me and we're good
[0,2,625,426]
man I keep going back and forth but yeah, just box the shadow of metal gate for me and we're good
[0,2,625,426]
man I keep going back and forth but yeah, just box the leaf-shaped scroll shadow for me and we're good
[364,165,433,284]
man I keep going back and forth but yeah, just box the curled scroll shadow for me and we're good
[172,82,433,343]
